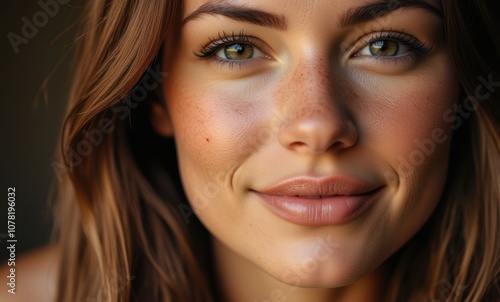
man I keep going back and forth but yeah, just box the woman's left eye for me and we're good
[358,40,409,57]
[214,43,266,61]
[353,32,432,59]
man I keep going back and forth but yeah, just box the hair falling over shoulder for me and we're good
[54,0,499,301]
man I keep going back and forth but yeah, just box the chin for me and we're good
[264,253,380,289]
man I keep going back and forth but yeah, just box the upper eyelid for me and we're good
[208,31,253,46]
[209,35,257,50]
[195,32,269,58]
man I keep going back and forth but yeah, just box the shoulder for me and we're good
[0,245,59,302]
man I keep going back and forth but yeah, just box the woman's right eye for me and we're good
[214,43,266,61]
[194,31,271,68]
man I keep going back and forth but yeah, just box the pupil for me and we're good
[380,41,388,51]
[234,44,244,53]
[370,40,398,56]
[225,43,253,60]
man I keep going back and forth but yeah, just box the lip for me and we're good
[252,176,383,226]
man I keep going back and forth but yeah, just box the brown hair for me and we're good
[55,0,500,301]
[55,1,212,301]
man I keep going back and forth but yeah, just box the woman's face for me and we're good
[156,0,459,287]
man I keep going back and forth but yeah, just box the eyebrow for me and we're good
[340,0,442,27]
[182,1,287,30]
[182,0,442,30]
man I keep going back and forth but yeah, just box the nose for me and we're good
[277,60,358,155]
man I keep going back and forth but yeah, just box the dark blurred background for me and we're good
[1,1,79,261]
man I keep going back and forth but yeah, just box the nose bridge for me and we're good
[285,57,334,113]
[276,54,358,154]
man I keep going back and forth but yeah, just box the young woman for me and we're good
[4,0,499,301]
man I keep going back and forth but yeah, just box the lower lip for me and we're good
[253,188,382,226]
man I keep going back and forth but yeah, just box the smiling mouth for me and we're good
[253,176,383,226]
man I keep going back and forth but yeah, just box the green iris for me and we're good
[369,40,399,56]
[224,43,254,60]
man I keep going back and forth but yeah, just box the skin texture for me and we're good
[153,0,461,301]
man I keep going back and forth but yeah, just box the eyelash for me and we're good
[195,30,432,67]
[194,31,261,66]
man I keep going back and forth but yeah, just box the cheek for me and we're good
[350,55,460,250]
[164,74,276,213]
[168,82,266,167]
[352,54,460,178]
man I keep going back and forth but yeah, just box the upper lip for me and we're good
[255,175,379,197]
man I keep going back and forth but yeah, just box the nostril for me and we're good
[289,141,307,149]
